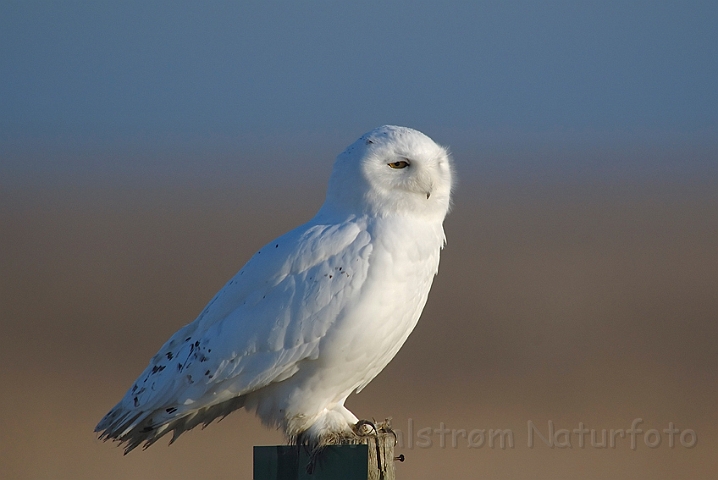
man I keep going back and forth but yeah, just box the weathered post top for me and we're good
[254,422,398,480]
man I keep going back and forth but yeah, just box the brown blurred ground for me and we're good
[1,176,716,479]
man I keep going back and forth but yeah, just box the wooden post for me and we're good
[254,421,398,480]
[365,429,397,480]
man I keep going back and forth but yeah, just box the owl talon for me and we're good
[354,419,379,437]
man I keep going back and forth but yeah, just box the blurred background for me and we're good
[1,1,716,479]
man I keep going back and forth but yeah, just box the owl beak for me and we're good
[419,176,433,199]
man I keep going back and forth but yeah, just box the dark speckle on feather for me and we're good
[133,397,139,407]
[166,407,177,414]
[166,352,173,360]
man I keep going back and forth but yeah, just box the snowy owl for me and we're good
[96,125,454,453]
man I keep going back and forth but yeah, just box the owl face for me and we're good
[325,126,454,219]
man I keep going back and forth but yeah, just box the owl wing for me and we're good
[95,215,373,451]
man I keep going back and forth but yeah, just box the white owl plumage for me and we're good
[96,125,454,452]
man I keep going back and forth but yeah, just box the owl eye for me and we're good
[387,160,410,169]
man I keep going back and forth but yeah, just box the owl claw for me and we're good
[354,419,379,436]
[354,418,396,443]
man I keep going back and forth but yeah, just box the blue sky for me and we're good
[2,1,716,184]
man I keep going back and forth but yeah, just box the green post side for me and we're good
[253,444,369,480]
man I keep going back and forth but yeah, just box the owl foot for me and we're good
[354,418,395,440]
[303,419,396,474]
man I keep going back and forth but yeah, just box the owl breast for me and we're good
[316,214,445,393]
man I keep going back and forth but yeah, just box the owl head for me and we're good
[323,126,454,220]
